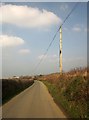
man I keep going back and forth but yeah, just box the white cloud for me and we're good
[38,55,47,59]
[19,49,30,54]
[0,35,24,47]
[72,26,81,32]
[84,28,89,32]
[60,4,68,12]
[0,4,62,28]
[84,28,87,32]
[63,27,68,31]
[38,54,58,62]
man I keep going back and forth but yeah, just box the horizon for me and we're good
[1,66,87,79]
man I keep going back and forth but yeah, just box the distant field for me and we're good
[2,76,34,104]
[39,68,88,118]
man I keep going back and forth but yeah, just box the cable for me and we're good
[31,30,58,73]
[32,2,80,74]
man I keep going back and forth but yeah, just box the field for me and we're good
[38,68,88,118]
[2,76,34,104]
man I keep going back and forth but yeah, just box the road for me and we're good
[2,80,66,118]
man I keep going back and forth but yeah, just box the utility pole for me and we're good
[59,26,62,74]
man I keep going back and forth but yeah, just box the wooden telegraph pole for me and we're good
[59,26,62,74]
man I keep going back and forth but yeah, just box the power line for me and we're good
[31,30,59,73]
[32,2,80,74]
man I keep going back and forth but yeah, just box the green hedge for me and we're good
[2,78,34,104]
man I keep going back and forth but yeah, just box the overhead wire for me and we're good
[31,2,81,74]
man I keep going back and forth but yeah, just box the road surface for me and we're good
[2,80,66,118]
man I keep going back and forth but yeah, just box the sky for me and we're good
[0,2,87,78]
[1,0,88,2]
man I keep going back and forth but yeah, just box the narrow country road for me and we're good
[2,80,66,118]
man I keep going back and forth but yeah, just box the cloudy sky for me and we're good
[0,2,87,78]
[1,0,88,2]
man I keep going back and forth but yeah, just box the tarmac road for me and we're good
[2,80,66,118]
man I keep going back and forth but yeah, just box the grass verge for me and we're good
[42,78,88,118]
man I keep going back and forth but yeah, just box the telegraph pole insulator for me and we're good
[59,26,62,74]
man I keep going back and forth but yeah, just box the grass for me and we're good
[40,68,88,118]
[42,80,71,118]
